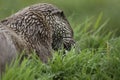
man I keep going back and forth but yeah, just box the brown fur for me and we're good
[1,3,75,51]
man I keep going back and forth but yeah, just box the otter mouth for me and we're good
[63,37,75,51]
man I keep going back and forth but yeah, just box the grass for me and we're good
[1,14,120,80]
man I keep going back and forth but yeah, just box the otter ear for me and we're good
[1,19,8,25]
[60,11,64,16]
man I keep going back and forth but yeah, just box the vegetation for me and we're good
[0,0,120,80]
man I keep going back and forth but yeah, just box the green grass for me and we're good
[1,14,120,80]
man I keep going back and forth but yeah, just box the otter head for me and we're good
[29,3,75,51]
[51,11,75,51]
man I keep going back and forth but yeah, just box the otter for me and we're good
[1,3,75,62]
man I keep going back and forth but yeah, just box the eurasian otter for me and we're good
[0,4,75,72]
[1,3,75,52]
[0,3,75,76]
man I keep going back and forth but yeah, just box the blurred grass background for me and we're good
[0,0,120,36]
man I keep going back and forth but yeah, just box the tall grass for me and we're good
[1,15,120,80]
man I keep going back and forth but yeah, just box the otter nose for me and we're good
[63,38,75,51]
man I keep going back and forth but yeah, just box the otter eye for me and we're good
[60,11,64,16]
